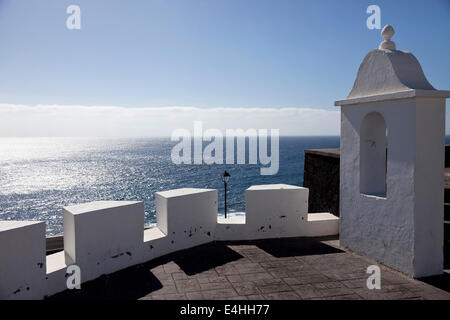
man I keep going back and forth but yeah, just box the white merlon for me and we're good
[245,184,309,239]
[63,200,145,282]
[0,221,46,300]
[154,188,217,247]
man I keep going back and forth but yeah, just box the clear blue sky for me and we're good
[0,0,449,110]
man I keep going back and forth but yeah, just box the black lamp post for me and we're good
[221,170,230,218]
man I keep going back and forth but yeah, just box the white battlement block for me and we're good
[63,201,144,282]
[245,184,309,239]
[155,188,217,250]
[0,221,46,300]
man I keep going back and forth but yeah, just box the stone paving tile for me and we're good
[159,278,175,287]
[381,271,412,285]
[163,262,181,274]
[162,293,189,300]
[296,255,324,265]
[224,295,249,300]
[287,274,331,285]
[287,269,322,277]
[313,294,362,300]
[354,289,422,300]
[185,291,204,300]
[153,271,172,280]
[282,277,304,286]
[193,269,220,278]
[201,288,239,300]
[215,265,240,276]
[323,270,369,281]
[351,283,423,300]
[49,236,450,300]
[398,282,449,296]
[198,275,228,284]
[246,294,265,300]
[314,281,346,289]
[171,272,189,280]
[232,282,260,296]
[253,278,285,286]
[174,279,201,293]
[259,261,288,268]
[341,279,367,289]
[266,268,292,278]
[228,258,253,265]
[262,291,301,300]
[199,280,234,291]
[242,272,274,282]
[291,284,329,299]
[285,264,316,272]
[244,252,275,262]
[139,294,164,300]
[257,283,292,294]
[150,284,178,295]
[420,292,450,300]
[314,286,356,298]
[226,275,244,283]
[234,262,266,274]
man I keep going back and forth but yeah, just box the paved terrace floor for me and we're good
[50,236,450,300]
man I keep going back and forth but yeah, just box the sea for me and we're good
[1,136,445,235]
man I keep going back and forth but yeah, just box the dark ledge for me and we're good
[304,148,340,159]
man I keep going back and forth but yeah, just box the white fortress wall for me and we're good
[0,184,338,299]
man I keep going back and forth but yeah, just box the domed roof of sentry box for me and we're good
[335,25,450,106]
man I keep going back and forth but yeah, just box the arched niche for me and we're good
[360,112,387,197]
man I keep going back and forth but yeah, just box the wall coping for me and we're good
[304,148,340,159]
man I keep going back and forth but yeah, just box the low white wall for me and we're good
[215,185,339,241]
[0,221,46,300]
[1,184,339,299]
[45,251,67,297]
[215,214,247,241]
[305,213,339,237]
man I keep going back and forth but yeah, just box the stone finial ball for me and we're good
[381,25,395,41]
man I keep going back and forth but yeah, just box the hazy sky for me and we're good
[0,0,449,136]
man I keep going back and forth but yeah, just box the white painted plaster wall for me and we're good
[155,188,217,250]
[215,185,338,241]
[0,221,46,300]
[337,44,449,277]
[245,184,309,239]
[3,184,339,299]
[340,99,417,276]
[215,214,246,241]
[45,251,67,297]
[305,213,339,237]
[63,201,145,282]
[413,98,445,276]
